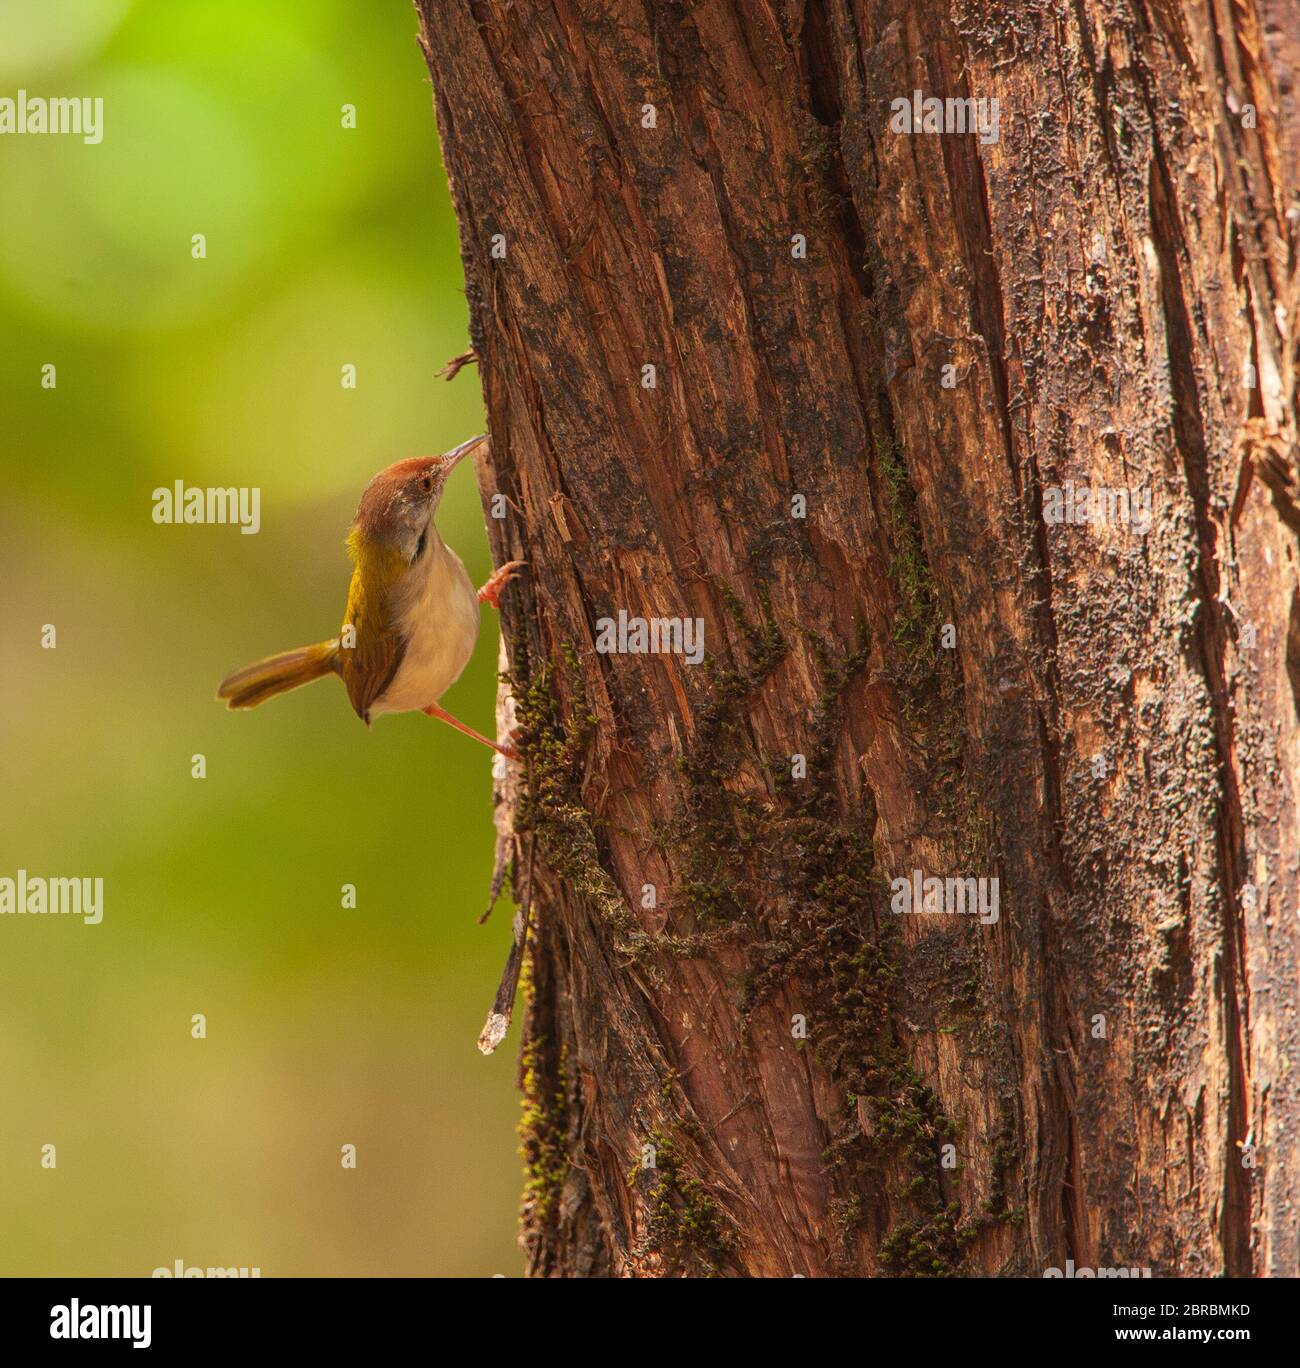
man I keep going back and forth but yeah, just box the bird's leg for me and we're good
[423,701,517,759]
[437,347,478,382]
[477,560,525,609]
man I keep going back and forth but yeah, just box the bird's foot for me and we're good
[477,560,526,609]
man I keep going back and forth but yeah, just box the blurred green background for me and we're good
[0,0,522,1275]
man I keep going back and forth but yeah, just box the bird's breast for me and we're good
[372,538,480,716]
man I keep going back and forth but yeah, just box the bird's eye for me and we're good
[419,474,433,494]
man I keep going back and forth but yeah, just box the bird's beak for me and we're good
[443,434,487,470]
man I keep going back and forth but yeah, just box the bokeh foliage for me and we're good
[0,0,521,1275]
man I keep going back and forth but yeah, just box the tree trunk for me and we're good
[415,0,1300,1277]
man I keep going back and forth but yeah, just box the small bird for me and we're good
[216,437,522,755]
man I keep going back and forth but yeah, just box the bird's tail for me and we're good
[216,640,339,710]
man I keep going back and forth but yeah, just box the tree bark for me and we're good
[415,0,1300,1277]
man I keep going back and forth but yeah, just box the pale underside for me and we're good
[371,531,480,717]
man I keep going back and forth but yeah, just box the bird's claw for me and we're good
[477,559,526,609]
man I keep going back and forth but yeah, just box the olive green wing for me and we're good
[337,561,407,724]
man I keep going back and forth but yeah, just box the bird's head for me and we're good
[348,436,484,569]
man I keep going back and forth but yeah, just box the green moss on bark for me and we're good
[633,1129,736,1276]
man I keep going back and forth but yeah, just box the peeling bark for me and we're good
[415,0,1300,1277]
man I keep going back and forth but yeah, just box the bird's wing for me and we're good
[338,561,407,724]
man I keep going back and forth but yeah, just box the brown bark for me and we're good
[415,0,1300,1277]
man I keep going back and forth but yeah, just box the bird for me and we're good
[216,436,523,756]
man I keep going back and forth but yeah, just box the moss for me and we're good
[642,581,972,1272]
[900,932,983,1026]
[519,1037,569,1227]
[506,639,636,1248]
[879,1206,967,1277]
[634,1129,735,1276]
[874,432,980,849]
[511,645,645,953]
[819,988,970,1276]
[646,571,980,1275]
[982,1095,1025,1226]
[878,433,938,677]
[797,434,1004,1275]
[666,584,789,929]
[794,108,838,227]
[502,436,1015,1272]
[656,579,978,1274]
